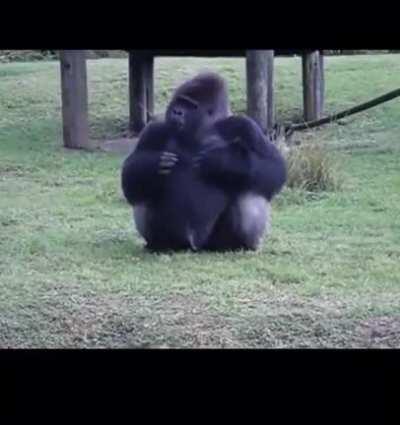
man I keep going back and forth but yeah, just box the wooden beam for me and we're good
[319,51,325,113]
[145,56,154,121]
[126,49,305,58]
[266,50,275,131]
[60,50,91,149]
[129,52,154,135]
[302,51,324,121]
[246,50,274,133]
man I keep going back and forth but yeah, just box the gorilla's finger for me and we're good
[161,154,178,161]
[160,157,177,163]
[197,147,218,157]
[159,159,178,168]
[192,156,204,167]
[160,156,178,164]
[158,167,172,174]
[161,152,178,160]
[192,148,216,165]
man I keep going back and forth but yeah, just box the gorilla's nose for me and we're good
[172,108,185,126]
[173,108,183,117]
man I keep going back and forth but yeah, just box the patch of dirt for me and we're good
[356,316,400,348]
[0,164,34,178]
[231,293,400,348]
[98,137,139,156]
[0,288,240,348]
[2,283,399,348]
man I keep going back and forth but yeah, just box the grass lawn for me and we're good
[0,54,399,348]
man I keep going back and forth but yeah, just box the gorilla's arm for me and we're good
[195,143,251,189]
[121,122,176,205]
[248,143,287,200]
[196,145,286,200]
[195,116,287,201]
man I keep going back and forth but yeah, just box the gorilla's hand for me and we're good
[193,144,244,171]
[158,151,179,175]
[192,146,221,170]
[193,144,249,188]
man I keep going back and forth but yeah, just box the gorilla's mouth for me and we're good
[173,121,184,131]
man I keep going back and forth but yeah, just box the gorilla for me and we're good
[193,114,287,251]
[121,72,286,252]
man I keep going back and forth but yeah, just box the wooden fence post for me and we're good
[60,50,91,149]
[302,50,324,121]
[266,50,275,132]
[246,50,274,133]
[319,51,325,114]
[145,56,154,121]
[129,52,154,134]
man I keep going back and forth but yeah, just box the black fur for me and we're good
[196,115,287,201]
[195,115,287,251]
[121,73,287,252]
[121,73,229,251]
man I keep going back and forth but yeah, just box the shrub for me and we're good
[284,142,343,192]
[0,50,129,63]
[0,50,57,63]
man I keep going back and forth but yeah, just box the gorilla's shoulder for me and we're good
[139,121,176,141]
[133,120,175,153]
[214,114,264,139]
[140,121,171,137]
[215,115,259,130]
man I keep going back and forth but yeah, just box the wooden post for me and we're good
[266,50,275,132]
[60,50,91,149]
[129,52,154,135]
[319,51,325,114]
[302,50,324,121]
[145,56,154,121]
[246,50,274,133]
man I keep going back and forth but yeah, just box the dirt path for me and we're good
[99,137,139,156]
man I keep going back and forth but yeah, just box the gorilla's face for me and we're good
[165,73,231,139]
[166,94,227,138]
[166,95,203,135]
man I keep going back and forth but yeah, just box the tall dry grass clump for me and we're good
[285,142,343,192]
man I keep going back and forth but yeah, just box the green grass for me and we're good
[1,55,400,348]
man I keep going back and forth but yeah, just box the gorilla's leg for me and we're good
[133,204,149,241]
[133,205,197,252]
[234,193,271,249]
[205,193,271,251]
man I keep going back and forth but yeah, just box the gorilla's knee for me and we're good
[133,204,149,240]
[235,193,271,250]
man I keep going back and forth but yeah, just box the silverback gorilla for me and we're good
[121,72,287,251]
